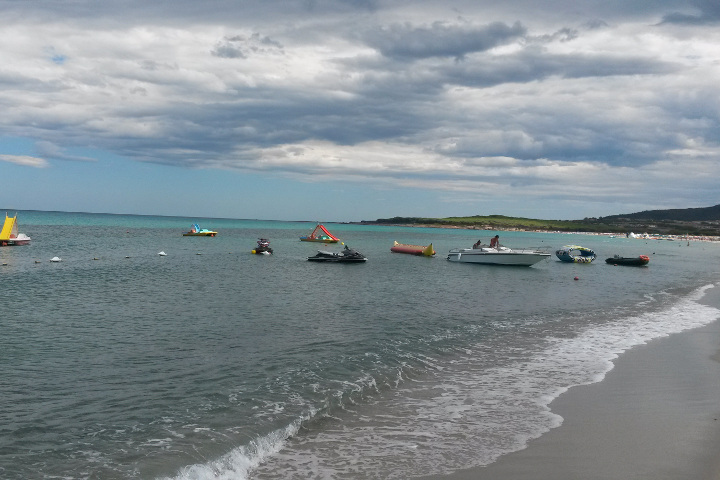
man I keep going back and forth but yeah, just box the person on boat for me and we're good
[490,235,500,248]
[472,239,483,249]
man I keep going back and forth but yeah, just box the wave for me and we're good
[163,413,309,480]
[161,284,720,479]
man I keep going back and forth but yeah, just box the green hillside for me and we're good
[364,215,614,232]
[362,212,720,236]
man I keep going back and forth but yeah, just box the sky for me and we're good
[1,0,719,222]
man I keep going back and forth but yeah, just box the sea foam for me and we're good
[175,285,720,479]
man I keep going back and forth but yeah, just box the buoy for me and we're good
[574,276,579,281]
[251,250,257,254]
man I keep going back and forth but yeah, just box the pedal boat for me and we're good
[183,224,217,237]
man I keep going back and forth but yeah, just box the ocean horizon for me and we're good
[2,210,719,479]
[3,208,322,225]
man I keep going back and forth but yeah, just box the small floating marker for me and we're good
[50,256,62,262]
[574,276,579,281]
[158,251,167,256]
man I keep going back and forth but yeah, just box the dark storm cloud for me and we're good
[212,34,284,59]
[439,48,679,88]
[362,21,527,60]
[661,0,720,24]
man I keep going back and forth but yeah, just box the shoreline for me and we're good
[360,222,720,242]
[423,285,720,480]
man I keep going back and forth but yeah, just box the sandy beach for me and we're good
[426,285,720,480]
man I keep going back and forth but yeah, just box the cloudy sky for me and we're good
[1,0,719,221]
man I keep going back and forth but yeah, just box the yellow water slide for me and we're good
[0,213,16,240]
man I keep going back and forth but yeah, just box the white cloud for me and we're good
[0,154,49,168]
[36,141,95,162]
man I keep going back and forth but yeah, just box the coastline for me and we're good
[361,222,720,242]
[423,285,720,480]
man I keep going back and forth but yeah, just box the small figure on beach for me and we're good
[490,235,500,248]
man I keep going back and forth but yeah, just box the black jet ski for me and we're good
[252,238,273,255]
[307,245,367,262]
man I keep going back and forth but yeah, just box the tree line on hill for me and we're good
[361,204,720,236]
[598,204,720,222]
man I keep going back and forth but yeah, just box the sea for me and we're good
[2,210,719,479]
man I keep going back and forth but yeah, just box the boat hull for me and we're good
[447,248,550,266]
[307,255,366,262]
[2,240,31,246]
[1,234,31,246]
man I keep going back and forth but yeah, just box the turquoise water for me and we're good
[2,210,720,479]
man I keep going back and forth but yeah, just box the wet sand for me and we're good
[425,285,720,480]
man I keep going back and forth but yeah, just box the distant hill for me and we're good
[599,204,720,222]
[361,204,720,236]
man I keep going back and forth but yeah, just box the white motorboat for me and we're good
[447,246,551,266]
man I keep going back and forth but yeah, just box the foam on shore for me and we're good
[427,285,720,480]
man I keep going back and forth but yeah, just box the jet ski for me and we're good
[307,245,367,262]
[252,238,273,255]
